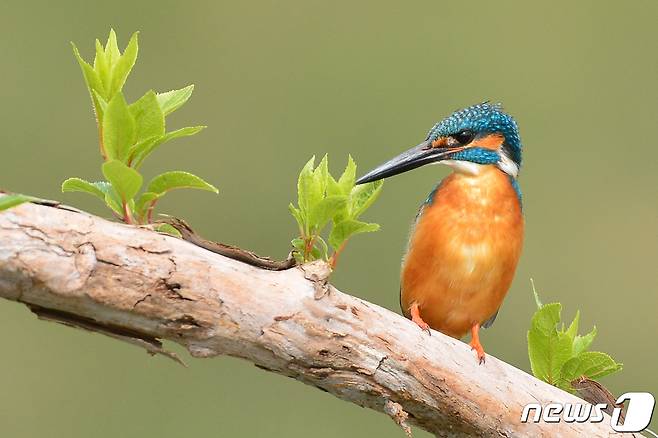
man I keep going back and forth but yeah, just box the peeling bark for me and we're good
[0,199,633,437]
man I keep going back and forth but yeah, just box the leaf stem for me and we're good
[146,199,159,224]
[122,201,133,224]
[329,241,348,269]
[304,235,316,262]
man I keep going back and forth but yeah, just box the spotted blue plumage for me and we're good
[426,102,522,168]
[449,147,499,165]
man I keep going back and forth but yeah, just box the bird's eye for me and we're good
[452,130,475,145]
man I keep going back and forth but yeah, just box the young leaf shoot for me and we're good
[64,30,216,228]
[289,155,383,268]
[527,285,622,393]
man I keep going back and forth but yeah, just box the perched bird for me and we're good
[356,103,524,363]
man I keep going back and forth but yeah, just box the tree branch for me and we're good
[0,199,627,437]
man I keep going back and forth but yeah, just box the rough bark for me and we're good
[0,199,628,437]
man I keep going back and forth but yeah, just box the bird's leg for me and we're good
[468,323,486,364]
[410,302,431,335]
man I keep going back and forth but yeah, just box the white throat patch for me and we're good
[441,160,483,175]
[497,149,519,178]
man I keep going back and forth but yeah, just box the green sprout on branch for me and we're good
[289,155,383,268]
[62,30,217,232]
[527,281,622,393]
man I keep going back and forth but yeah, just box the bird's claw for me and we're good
[412,315,431,335]
[468,323,486,365]
[410,302,431,335]
[471,345,486,365]
[469,340,486,365]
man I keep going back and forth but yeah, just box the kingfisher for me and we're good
[356,103,524,364]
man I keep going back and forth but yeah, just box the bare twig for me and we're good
[162,216,296,271]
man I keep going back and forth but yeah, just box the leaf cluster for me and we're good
[289,155,383,267]
[527,286,622,393]
[62,30,217,230]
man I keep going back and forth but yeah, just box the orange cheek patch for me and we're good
[431,137,448,148]
[471,134,504,150]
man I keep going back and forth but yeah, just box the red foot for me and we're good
[410,302,431,335]
[469,323,486,364]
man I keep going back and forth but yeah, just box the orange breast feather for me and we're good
[400,167,524,338]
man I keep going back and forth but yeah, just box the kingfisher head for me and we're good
[356,103,522,184]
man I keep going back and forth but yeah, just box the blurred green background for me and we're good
[1,1,656,436]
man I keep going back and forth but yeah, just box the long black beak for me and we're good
[356,140,459,184]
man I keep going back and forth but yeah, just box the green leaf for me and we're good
[289,203,304,230]
[103,189,123,215]
[103,93,136,162]
[527,303,574,385]
[130,126,206,169]
[573,326,597,356]
[529,303,560,334]
[313,154,329,197]
[93,39,110,92]
[297,156,317,218]
[72,42,106,114]
[102,160,143,202]
[309,195,347,232]
[157,85,194,116]
[92,90,108,114]
[527,287,622,391]
[129,90,165,143]
[62,177,106,200]
[146,171,218,197]
[62,179,120,214]
[135,191,159,220]
[72,42,103,92]
[559,351,623,388]
[96,181,121,213]
[310,244,323,260]
[105,29,121,65]
[565,310,580,343]
[528,330,573,386]
[109,31,138,97]
[349,179,383,219]
[328,219,379,250]
[338,154,357,194]
[290,237,307,263]
[325,174,351,222]
[289,154,384,263]
[61,179,122,214]
[326,175,342,197]
[315,235,329,260]
[155,223,182,238]
[291,237,305,252]
[0,194,34,211]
